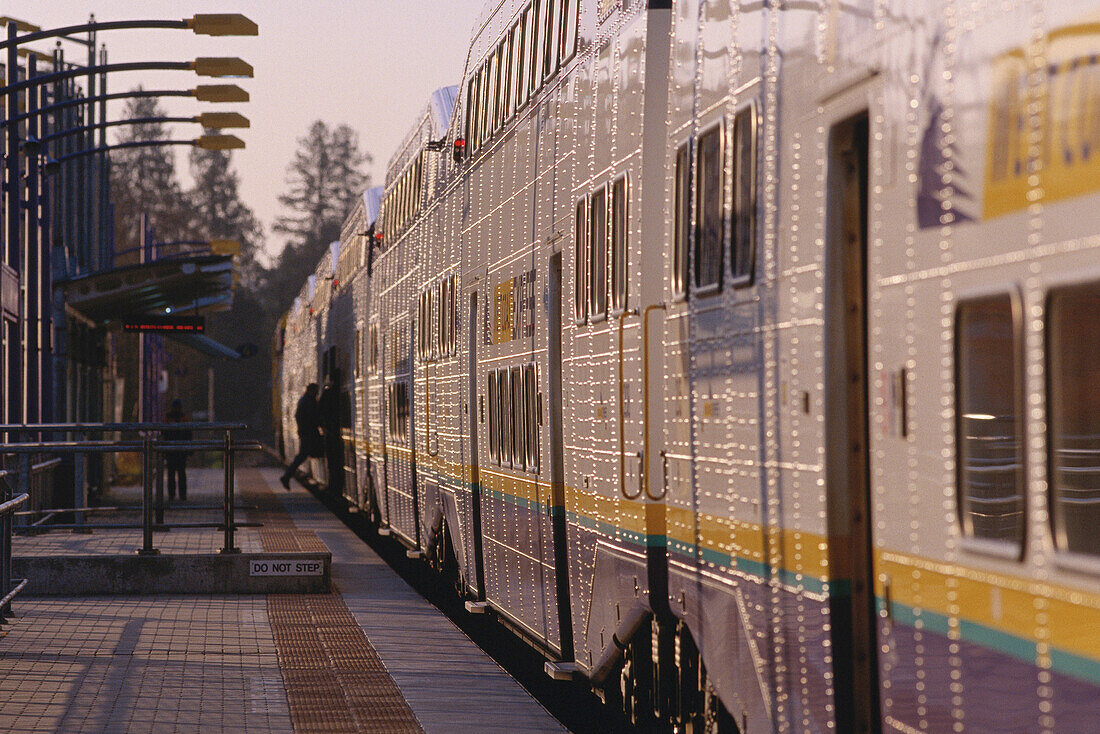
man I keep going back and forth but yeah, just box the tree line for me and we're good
[110,91,371,440]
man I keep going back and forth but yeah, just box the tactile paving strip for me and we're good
[239,469,423,733]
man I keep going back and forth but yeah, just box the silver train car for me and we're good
[276,0,1100,730]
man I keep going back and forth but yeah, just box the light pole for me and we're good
[0,13,255,425]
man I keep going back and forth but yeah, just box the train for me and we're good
[274,0,1100,731]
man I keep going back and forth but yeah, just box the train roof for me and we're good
[385,85,460,184]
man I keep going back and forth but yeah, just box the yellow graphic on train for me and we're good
[493,279,515,344]
[985,20,1100,218]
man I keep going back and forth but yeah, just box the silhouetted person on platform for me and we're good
[281,383,322,490]
[164,399,192,501]
[319,371,345,496]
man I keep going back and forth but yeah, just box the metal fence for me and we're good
[0,423,261,554]
[0,469,29,620]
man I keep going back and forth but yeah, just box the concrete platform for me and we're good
[0,465,567,733]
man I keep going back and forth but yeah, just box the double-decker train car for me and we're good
[277,0,1100,731]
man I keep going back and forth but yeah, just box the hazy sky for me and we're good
[24,0,488,262]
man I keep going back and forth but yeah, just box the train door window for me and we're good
[543,0,561,82]
[589,186,608,319]
[731,105,758,285]
[1048,282,1100,559]
[488,371,499,462]
[449,275,458,355]
[694,124,724,294]
[369,323,378,372]
[525,363,539,471]
[354,329,362,380]
[512,366,526,471]
[500,368,513,467]
[560,0,578,65]
[518,8,532,107]
[574,198,588,323]
[416,292,425,360]
[673,142,691,299]
[955,293,1025,553]
[397,381,409,442]
[610,175,628,313]
[531,0,546,95]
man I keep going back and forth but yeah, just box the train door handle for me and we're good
[622,451,644,500]
[646,450,669,501]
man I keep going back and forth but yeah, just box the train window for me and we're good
[610,176,628,313]
[531,0,546,95]
[449,275,458,355]
[488,371,499,462]
[574,199,588,323]
[500,368,513,467]
[476,63,488,150]
[518,8,532,108]
[560,0,578,64]
[673,142,691,298]
[486,51,498,141]
[508,23,522,120]
[525,363,539,471]
[694,125,724,294]
[512,366,526,471]
[1048,283,1100,559]
[433,283,442,360]
[731,106,757,285]
[543,0,561,82]
[474,64,485,150]
[956,293,1025,552]
[496,40,509,131]
[589,186,608,319]
[466,74,477,152]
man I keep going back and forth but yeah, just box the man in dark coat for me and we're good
[280,383,321,490]
[164,399,192,501]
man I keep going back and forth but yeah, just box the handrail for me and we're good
[0,422,247,433]
[0,427,258,556]
[0,492,28,618]
[0,493,29,516]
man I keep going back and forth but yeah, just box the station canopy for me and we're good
[62,254,241,359]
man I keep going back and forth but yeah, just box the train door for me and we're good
[370,317,391,526]
[825,109,879,733]
[548,252,573,658]
[466,285,487,598]
[384,316,420,548]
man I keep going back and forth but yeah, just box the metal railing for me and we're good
[0,423,261,555]
[0,470,29,620]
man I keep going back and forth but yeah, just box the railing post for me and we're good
[138,436,158,555]
[154,447,165,527]
[0,474,11,620]
[221,429,239,554]
[73,446,88,533]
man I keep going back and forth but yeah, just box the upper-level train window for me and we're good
[543,0,561,82]
[518,8,532,107]
[611,176,628,313]
[531,0,546,96]
[955,293,1025,553]
[574,199,588,323]
[496,41,509,131]
[673,143,691,298]
[560,0,578,65]
[731,106,757,284]
[1047,282,1100,559]
[694,125,723,293]
[589,187,608,319]
[507,23,521,121]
